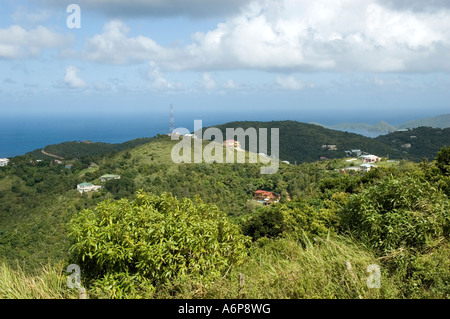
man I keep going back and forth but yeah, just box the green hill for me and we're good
[0,133,449,299]
[329,121,398,133]
[375,126,450,161]
[201,120,404,163]
[25,137,156,160]
[311,113,450,136]
[397,113,450,129]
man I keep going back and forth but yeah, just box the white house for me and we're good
[183,133,197,139]
[360,163,376,172]
[0,158,9,167]
[100,174,121,182]
[77,182,102,193]
[351,149,362,156]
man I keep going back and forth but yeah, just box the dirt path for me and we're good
[41,149,64,160]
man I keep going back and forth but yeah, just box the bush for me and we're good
[242,201,339,241]
[68,191,250,298]
[340,175,449,254]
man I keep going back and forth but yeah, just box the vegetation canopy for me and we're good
[68,191,250,298]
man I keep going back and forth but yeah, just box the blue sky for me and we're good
[1,0,450,125]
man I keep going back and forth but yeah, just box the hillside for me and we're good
[202,120,404,163]
[25,137,155,160]
[375,126,450,161]
[0,135,330,269]
[327,121,397,134]
[397,113,450,130]
[311,113,450,137]
[0,133,449,299]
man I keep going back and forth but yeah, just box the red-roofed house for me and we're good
[253,190,280,205]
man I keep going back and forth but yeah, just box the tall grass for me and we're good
[0,262,78,299]
[199,234,402,299]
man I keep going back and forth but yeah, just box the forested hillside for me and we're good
[26,137,155,160]
[202,121,405,163]
[0,135,449,299]
[376,127,450,161]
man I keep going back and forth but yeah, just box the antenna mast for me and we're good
[169,104,174,134]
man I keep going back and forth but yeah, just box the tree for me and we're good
[435,146,450,176]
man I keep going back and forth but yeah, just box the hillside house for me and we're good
[339,166,361,174]
[322,145,337,150]
[65,164,73,169]
[100,174,121,182]
[360,155,381,163]
[0,158,9,167]
[351,149,362,156]
[253,190,280,205]
[77,182,102,193]
[360,163,376,172]
[183,133,197,139]
[223,139,241,149]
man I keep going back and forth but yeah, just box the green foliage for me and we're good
[0,262,78,299]
[340,175,449,254]
[2,134,450,299]
[376,127,450,161]
[204,235,401,299]
[435,146,450,176]
[242,201,340,241]
[209,120,405,164]
[26,138,155,160]
[68,191,250,298]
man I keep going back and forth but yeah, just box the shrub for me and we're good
[68,191,250,298]
[242,201,339,241]
[340,175,449,254]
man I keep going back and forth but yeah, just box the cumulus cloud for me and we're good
[147,61,183,91]
[81,0,450,73]
[64,66,87,88]
[85,20,175,65]
[0,25,72,59]
[200,73,217,90]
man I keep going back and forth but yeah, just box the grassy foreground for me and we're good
[1,235,402,299]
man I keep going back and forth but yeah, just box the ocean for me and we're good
[0,111,290,158]
[0,109,411,158]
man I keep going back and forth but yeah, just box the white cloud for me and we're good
[64,66,87,88]
[0,25,72,59]
[147,61,183,91]
[276,76,305,90]
[80,1,450,73]
[85,20,175,65]
[224,79,238,89]
[200,73,217,90]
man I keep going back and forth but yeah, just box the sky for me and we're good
[1,0,450,125]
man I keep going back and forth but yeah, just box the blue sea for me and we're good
[0,110,297,158]
[0,109,414,158]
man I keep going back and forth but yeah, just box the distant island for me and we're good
[312,113,450,137]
